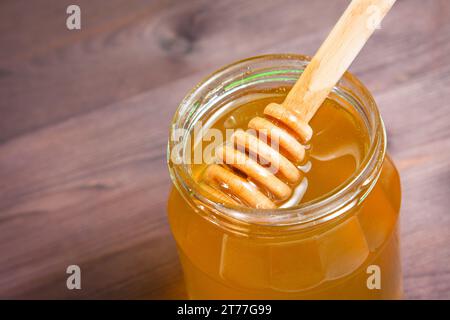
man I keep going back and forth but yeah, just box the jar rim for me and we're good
[167,54,386,229]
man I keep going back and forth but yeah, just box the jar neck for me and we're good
[168,54,386,233]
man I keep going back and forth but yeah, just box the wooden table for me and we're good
[1,0,449,299]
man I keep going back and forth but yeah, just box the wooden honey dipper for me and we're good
[202,0,396,209]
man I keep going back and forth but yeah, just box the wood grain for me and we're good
[0,0,449,299]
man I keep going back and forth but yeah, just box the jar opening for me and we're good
[168,54,386,229]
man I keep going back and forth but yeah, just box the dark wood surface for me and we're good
[0,0,449,299]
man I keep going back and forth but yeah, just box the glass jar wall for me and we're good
[167,54,402,299]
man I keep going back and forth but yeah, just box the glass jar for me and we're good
[167,54,402,299]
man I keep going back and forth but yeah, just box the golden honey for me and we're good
[191,95,370,207]
[167,54,402,299]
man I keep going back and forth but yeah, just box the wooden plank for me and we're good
[0,0,348,142]
[0,77,192,298]
[0,0,449,299]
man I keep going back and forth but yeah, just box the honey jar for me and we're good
[167,54,402,299]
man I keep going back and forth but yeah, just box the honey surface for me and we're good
[191,91,370,208]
